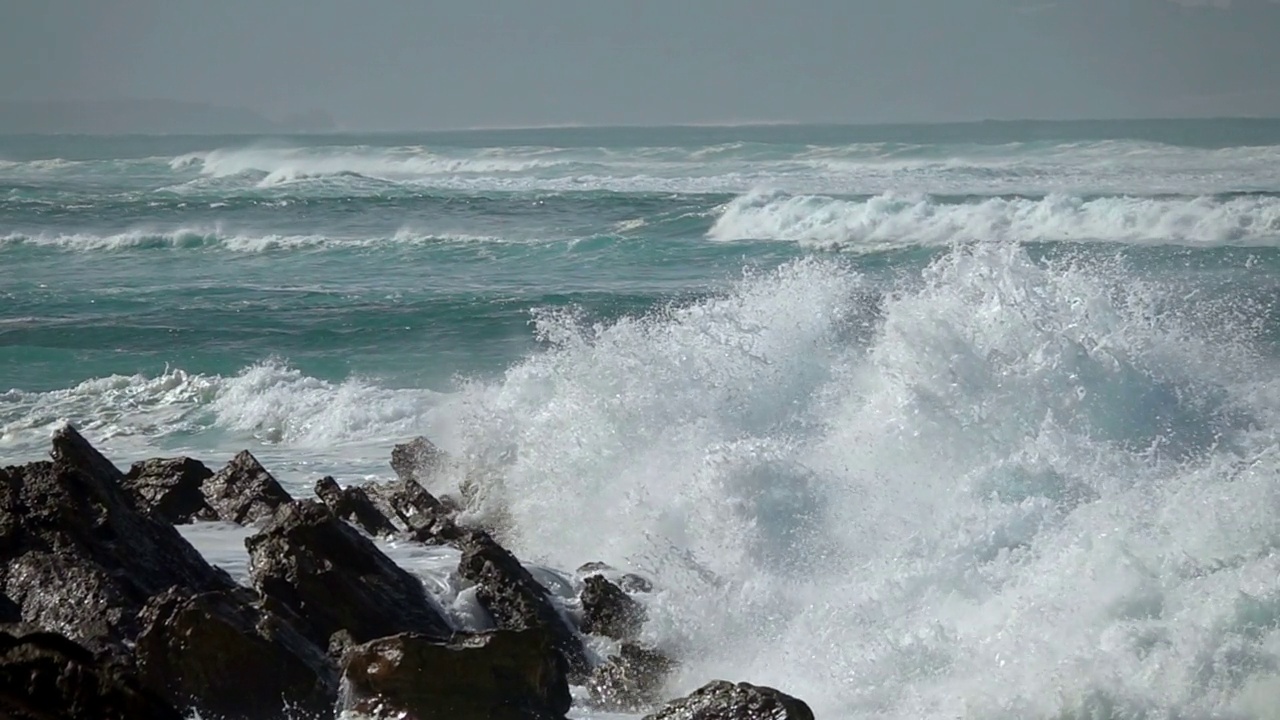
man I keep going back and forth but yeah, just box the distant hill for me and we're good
[0,99,336,135]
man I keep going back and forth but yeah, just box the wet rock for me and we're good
[644,680,814,720]
[578,561,614,575]
[587,643,678,713]
[341,629,570,720]
[204,450,294,525]
[581,575,647,641]
[135,587,336,720]
[246,500,453,645]
[578,562,654,593]
[439,524,589,679]
[390,436,445,484]
[122,457,217,524]
[620,573,655,593]
[314,476,399,537]
[0,629,182,720]
[0,426,234,649]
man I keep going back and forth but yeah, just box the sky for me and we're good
[2,0,1279,130]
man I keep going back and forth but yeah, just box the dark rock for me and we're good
[578,562,654,593]
[643,680,815,720]
[246,500,453,645]
[340,629,570,720]
[135,587,336,720]
[581,575,647,641]
[409,516,588,677]
[327,629,357,663]
[388,475,452,529]
[204,450,294,525]
[50,423,126,485]
[0,629,182,720]
[578,561,614,575]
[444,525,589,679]
[587,643,678,713]
[314,476,399,537]
[122,457,217,524]
[390,436,444,484]
[620,573,655,593]
[0,426,234,649]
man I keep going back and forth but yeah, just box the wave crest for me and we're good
[708,190,1280,248]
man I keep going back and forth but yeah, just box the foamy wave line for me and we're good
[708,190,1280,248]
[172,146,581,186]
[0,361,442,452]
[0,229,506,252]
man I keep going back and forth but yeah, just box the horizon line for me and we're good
[6,115,1280,138]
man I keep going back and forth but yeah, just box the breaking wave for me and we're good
[709,190,1280,249]
[0,229,509,253]
[7,246,1280,717]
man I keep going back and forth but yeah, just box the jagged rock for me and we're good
[0,426,234,649]
[135,587,336,719]
[620,573,655,593]
[204,450,294,525]
[314,476,399,537]
[246,500,453,645]
[0,629,182,720]
[581,575,647,641]
[414,518,588,679]
[460,527,588,671]
[644,680,814,720]
[578,562,654,593]
[587,643,678,713]
[390,436,444,484]
[578,561,614,575]
[389,475,454,528]
[340,629,570,720]
[122,457,217,524]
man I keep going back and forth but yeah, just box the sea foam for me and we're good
[709,190,1280,249]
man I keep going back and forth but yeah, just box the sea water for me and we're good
[5,119,1280,719]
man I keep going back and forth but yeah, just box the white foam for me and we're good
[158,139,1280,196]
[709,190,1280,249]
[7,246,1280,717]
[418,246,1280,718]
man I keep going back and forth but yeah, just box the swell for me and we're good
[710,190,1280,249]
[9,190,1280,255]
[5,246,1280,719]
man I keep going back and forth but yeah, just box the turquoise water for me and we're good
[6,120,1280,719]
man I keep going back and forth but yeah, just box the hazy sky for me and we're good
[3,0,1280,129]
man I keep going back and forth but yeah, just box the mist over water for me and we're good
[5,120,1280,718]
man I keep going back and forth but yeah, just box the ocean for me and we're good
[4,119,1280,719]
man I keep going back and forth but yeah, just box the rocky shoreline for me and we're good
[0,424,814,720]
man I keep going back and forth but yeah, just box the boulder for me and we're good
[135,587,336,720]
[0,426,234,649]
[580,575,647,641]
[578,562,654,593]
[245,500,453,645]
[314,476,399,537]
[204,450,294,525]
[0,629,182,720]
[417,518,588,679]
[389,436,445,484]
[122,457,217,524]
[340,629,570,720]
[586,643,678,713]
[643,681,814,720]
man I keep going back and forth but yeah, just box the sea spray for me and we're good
[422,245,1280,718]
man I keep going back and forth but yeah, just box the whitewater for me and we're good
[5,119,1280,719]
